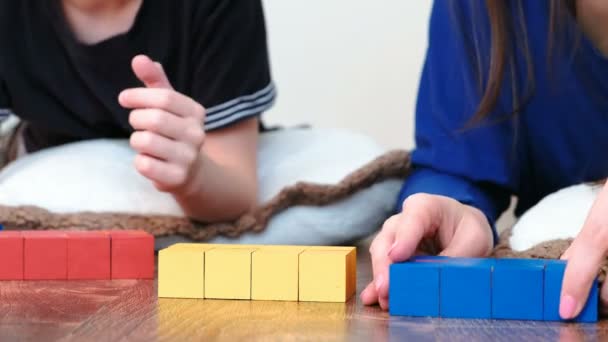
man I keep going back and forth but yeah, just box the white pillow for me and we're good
[509,183,601,252]
[0,139,184,216]
[0,128,403,247]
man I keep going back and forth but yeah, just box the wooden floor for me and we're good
[1,240,607,342]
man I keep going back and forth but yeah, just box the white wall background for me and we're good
[261,1,433,150]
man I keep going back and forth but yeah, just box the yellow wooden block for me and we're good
[299,247,357,302]
[158,246,212,299]
[251,246,306,301]
[173,243,265,249]
[168,243,217,251]
[205,248,258,299]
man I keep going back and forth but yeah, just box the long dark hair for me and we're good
[468,0,576,124]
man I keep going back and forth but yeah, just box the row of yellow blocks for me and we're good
[158,243,357,302]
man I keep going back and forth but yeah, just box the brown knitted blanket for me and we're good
[0,150,412,240]
[0,148,604,280]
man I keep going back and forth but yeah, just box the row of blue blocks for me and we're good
[389,256,598,322]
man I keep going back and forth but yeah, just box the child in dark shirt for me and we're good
[0,0,275,222]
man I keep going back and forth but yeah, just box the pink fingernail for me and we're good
[560,295,578,319]
[387,241,398,257]
[375,275,384,292]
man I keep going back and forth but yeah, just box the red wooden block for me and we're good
[109,230,154,279]
[67,231,111,280]
[23,231,68,280]
[0,231,24,280]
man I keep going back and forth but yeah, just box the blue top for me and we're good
[398,1,608,242]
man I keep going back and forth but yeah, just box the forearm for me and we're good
[173,150,257,222]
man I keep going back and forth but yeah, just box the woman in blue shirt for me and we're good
[362,0,608,319]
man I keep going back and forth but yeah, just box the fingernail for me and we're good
[560,295,578,319]
[375,275,384,292]
[387,241,398,257]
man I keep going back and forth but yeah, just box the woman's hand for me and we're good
[560,181,608,319]
[360,194,494,310]
[119,55,206,194]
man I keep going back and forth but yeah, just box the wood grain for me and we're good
[0,239,606,341]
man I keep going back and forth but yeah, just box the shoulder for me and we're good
[433,0,550,37]
[176,0,262,22]
[159,0,263,40]
[427,0,551,68]
[439,0,549,22]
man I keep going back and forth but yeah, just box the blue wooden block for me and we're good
[409,255,449,262]
[579,281,600,323]
[0,224,3,231]
[492,258,545,320]
[544,260,598,323]
[389,262,440,317]
[440,258,494,319]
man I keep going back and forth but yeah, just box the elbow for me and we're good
[183,177,258,223]
[220,182,257,221]
[235,180,258,215]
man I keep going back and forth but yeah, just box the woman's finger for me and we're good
[560,239,604,319]
[360,282,379,306]
[439,205,493,258]
[560,182,608,319]
[389,194,461,262]
[368,215,399,310]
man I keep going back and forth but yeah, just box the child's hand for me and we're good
[559,180,608,319]
[119,55,206,194]
[360,194,494,310]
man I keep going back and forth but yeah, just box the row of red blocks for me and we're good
[0,230,154,280]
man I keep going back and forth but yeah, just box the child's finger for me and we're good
[129,108,184,140]
[119,88,204,120]
[130,131,196,167]
[130,131,172,161]
[131,55,174,90]
[129,109,204,146]
[134,154,188,191]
